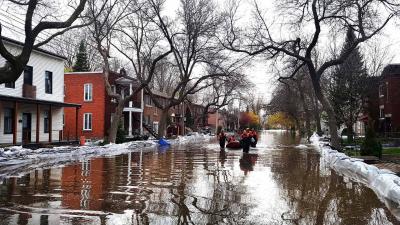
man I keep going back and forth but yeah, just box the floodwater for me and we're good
[0,131,399,225]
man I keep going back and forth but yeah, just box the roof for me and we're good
[65,71,104,75]
[0,94,81,108]
[382,64,400,78]
[1,36,67,60]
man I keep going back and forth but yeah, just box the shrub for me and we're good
[361,126,382,158]
[116,123,126,144]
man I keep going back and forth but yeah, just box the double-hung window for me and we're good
[4,108,13,134]
[84,83,93,101]
[83,113,92,131]
[45,71,53,94]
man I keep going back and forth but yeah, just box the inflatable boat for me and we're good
[226,141,241,149]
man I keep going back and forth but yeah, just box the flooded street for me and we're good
[0,131,399,225]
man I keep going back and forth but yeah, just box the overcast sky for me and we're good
[1,0,399,102]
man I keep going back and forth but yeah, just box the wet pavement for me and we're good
[0,131,399,225]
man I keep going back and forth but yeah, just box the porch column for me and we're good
[13,101,18,145]
[140,112,143,135]
[128,111,132,136]
[36,104,40,143]
[49,105,52,143]
[129,83,133,108]
[140,89,144,135]
[75,107,79,141]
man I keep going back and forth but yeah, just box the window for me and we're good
[24,66,33,85]
[44,111,49,133]
[3,108,13,134]
[386,82,389,102]
[83,113,92,130]
[379,84,384,97]
[45,71,53,94]
[84,84,93,101]
[5,82,15,88]
[380,108,385,119]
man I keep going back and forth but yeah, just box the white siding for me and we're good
[0,102,64,144]
[0,42,64,102]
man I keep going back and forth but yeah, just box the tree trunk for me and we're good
[312,78,341,150]
[346,122,354,143]
[298,84,312,141]
[104,101,125,143]
[158,109,169,139]
[313,95,323,136]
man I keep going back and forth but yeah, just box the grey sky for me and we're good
[1,0,399,102]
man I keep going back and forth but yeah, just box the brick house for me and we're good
[143,90,186,136]
[63,71,143,142]
[142,91,206,136]
[378,64,400,135]
[207,108,226,132]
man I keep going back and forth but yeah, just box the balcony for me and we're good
[23,84,36,99]
[124,100,142,112]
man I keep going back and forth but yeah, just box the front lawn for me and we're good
[382,148,400,155]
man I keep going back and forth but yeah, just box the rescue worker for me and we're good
[250,129,258,148]
[218,130,227,149]
[241,128,251,153]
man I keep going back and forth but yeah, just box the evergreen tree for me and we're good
[329,27,368,143]
[73,40,90,72]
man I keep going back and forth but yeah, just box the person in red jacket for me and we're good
[241,129,251,153]
[218,130,227,149]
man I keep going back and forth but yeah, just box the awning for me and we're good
[0,94,81,108]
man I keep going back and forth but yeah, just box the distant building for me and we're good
[142,91,206,136]
[378,64,400,135]
[207,109,226,132]
[354,76,380,136]
[63,71,143,142]
[0,37,80,146]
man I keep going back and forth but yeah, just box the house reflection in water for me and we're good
[61,158,108,211]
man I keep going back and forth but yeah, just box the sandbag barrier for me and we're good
[310,133,400,208]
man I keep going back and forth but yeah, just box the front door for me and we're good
[22,113,32,144]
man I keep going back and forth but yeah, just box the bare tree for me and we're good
[88,0,172,143]
[198,73,251,127]
[143,0,245,138]
[52,29,103,71]
[223,0,398,149]
[0,0,96,83]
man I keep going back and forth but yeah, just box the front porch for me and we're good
[0,95,81,146]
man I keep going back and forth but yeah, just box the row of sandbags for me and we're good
[310,133,400,206]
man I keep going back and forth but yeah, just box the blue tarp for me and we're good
[158,138,171,146]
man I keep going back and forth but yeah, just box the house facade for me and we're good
[142,91,207,136]
[207,109,226,132]
[0,37,80,146]
[63,71,143,142]
[378,64,400,135]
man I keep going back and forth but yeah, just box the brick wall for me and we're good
[64,72,106,140]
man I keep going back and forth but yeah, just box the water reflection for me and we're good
[0,131,398,225]
[239,154,258,175]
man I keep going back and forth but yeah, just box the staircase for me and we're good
[143,123,158,139]
[132,117,158,138]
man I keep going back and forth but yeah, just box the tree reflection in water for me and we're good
[0,131,398,225]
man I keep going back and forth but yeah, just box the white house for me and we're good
[0,37,80,146]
